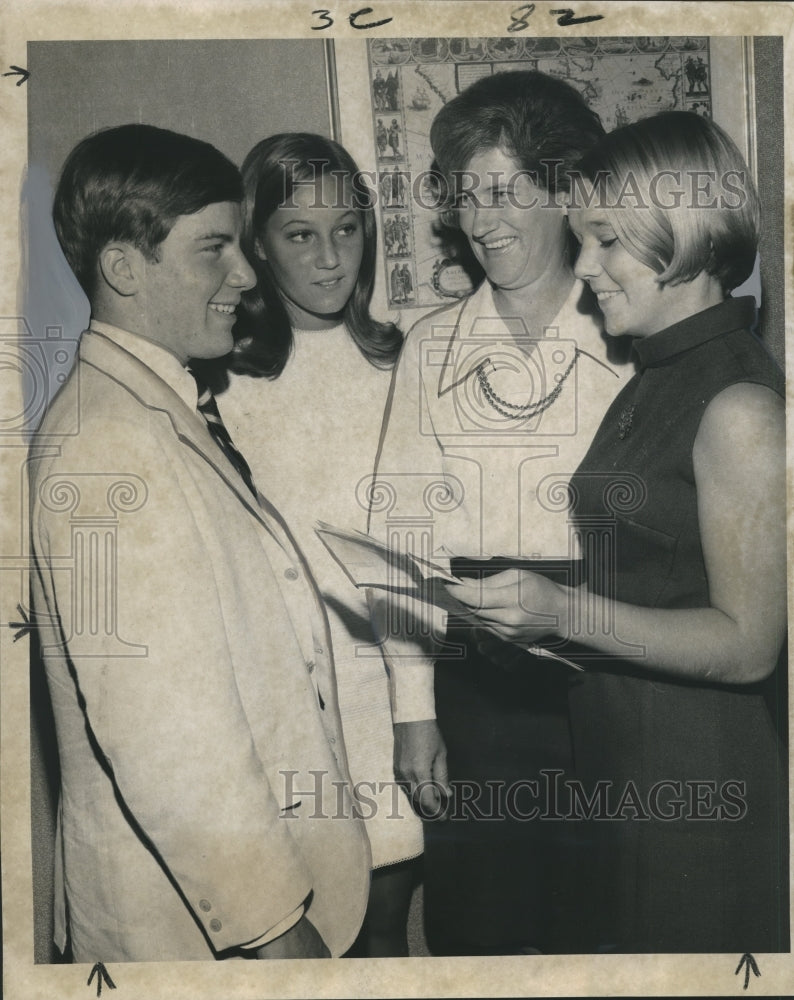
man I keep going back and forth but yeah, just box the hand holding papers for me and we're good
[315,522,583,670]
[446,569,584,671]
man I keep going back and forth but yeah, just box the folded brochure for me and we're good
[315,520,459,588]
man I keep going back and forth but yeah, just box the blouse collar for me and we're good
[436,277,599,396]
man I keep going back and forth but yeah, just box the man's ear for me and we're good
[254,238,267,262]
[97,243,143,297]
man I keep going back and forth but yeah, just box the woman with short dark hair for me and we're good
[369,71,634,955]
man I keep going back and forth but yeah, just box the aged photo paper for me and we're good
[1,1,792,997]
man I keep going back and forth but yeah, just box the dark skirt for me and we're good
[566,656,789,953]
[423,557,588,955]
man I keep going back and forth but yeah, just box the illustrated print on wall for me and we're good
[636,36,672,52]
[411,37,449,62]
[376,118,405,162]
[688,99,712,117]
[448,38,487,61]
[485,37,526,60]
[372,69,401,111]
[597,38,636,54]
[375,117,388,156]
[389,261,415,305]
[384,214,412,258]
[370,38,411,65]
[388,117,402,157]
[684,54,709,94]
[379,167,409,208]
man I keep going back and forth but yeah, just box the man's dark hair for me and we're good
[53,123,243,297]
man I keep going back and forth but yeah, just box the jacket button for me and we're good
[284,568,299,581]
[314,645,324,655]
[306,660,315,673]
[210,918,222,933]
[199,899,211,912]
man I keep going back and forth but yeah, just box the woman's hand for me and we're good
[393,719,450,819]
[445,569,568,647]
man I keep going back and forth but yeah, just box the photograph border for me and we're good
[2,2,792,998]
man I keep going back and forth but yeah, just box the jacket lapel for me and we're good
[79,331,294,550]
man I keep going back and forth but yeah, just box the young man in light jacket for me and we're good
[29,124,370,963]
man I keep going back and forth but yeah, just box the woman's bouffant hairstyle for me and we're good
[429,69,606,209]
[571,111,760,292]
[53,123,243,298]
[231,132,402,379]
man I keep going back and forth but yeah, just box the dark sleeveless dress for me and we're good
[567,297,788,953]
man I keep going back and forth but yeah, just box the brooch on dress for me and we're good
[618,403,636,440]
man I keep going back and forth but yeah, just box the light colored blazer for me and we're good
[29,330,370,962]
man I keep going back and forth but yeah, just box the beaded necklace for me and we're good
[474,349,581,420]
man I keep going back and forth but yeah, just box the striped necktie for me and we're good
[190,373,258,500]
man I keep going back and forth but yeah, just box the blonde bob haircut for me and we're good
[571,111,760,292]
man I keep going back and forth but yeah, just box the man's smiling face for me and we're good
[136,201,256,363]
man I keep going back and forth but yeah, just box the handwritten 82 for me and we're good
[310,6,604,32]
[509,6,604,30]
